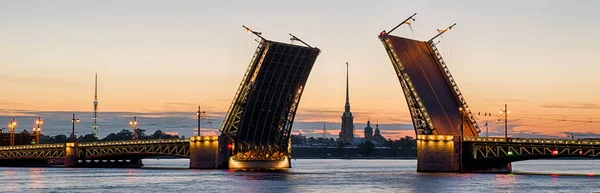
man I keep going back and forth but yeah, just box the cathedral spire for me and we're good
[339,61,354,145]
[345,61,350,112]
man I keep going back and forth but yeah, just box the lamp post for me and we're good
[196,106,205,136]
[32,117,43,144]
[458,107,468,172]
[71,114,80,142]
[129,117,138,140]
[459,107,468,139]
[8,118,17,146]
[499,104,509,140]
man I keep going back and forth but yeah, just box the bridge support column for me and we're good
[217,135,232,169]
[64,142,78,167]
[416,135,511,173]
[189,136,219,169]
[416,135,460,172]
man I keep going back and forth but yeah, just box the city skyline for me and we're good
[2,1,600,139]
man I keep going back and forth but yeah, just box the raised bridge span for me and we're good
[379,14,600,172]
[0,27,319,169]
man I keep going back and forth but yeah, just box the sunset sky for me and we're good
[1,1,600,139]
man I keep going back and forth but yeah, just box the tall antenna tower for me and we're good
[322,124,327,138]
[92,73,99,137]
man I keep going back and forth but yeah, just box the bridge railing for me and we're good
[78,138,190,147]
[0,144,64,151]
[0,138,191,151]
[464,137,600,145]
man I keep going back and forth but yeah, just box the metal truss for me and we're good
[80,143,189,159]
[380,37,435,135]
[221,40,269,139]
[221,37,320,161]
[0,148,65,159]
[429,42,480,134]
[467,137,600,160]
[0,139,191,160]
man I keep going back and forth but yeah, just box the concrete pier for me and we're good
[64,142,78,167]
[416,135,511,173]
[189,136,219,169]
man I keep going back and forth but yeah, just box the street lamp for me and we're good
[458,107,468,172]
[499,104,510,140]
[71,113,80,142]
[129,117,138,140]
[458,107,468,139]
[8,118,17,146]
[32,117,43,144]
[196,106,205,136]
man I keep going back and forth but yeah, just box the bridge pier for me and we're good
[189,136,219,169]
[64,142,78,167]
[416,135,511,173]
[217,135,232,169]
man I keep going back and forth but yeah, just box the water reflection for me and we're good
[27,168,44,189]
[1,159,600,192]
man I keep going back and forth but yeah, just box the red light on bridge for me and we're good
[588,173,594,177]
[579,150,583,155]
[551,150,559,155]
[227,144,232,149]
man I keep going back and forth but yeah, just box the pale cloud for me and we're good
[540,102,600,110]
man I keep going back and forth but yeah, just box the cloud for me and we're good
[294,107,411,124]
[540,102,600,110]
[0,75,79,88]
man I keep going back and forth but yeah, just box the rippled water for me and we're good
[1,159,599,192]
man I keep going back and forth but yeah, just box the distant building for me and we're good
[339,63,354,145]
[0,129,35,146]
[364,120,373,141]
[372,124,386,145]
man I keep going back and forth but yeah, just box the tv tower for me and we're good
[92,73,99,137]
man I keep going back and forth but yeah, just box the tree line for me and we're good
[40,129,182,144]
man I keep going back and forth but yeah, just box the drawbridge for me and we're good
[219,26,321,168]
[379,13,600,172]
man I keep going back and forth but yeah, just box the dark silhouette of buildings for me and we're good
[372,124,386,145]
[0,130,35,146]
[364,120,373,141]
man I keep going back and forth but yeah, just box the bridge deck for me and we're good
[0,139,192,160]
[464,137,600,160]
[383,35,477,136]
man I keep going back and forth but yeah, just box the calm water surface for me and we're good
[1,159,599,192]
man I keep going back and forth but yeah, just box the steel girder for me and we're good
[468,139,600,161]
[380,36,435,135]
[220,39,320,161]
[80,143,190,159]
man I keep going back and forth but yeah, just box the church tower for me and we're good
[364,119,373,141]
[339,62,354,145]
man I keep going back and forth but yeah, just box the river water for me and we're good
[1,159,598,192]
